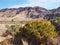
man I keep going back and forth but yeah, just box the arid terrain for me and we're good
[0,6,60,34]
[0,7,60,21]
[0,7,60,45]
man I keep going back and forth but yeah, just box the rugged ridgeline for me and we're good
[0,6,60,22]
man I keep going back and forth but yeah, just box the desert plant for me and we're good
[5,25,21,36]
[16,21,57,45]
[51,18,60,35]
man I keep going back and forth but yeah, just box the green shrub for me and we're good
[19,21,57,45]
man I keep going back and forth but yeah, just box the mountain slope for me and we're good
[0,6,60,21]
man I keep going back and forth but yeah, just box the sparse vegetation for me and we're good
[0,6,60,45]
[4,25,21,36]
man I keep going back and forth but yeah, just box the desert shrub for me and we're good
[4,25,21,36]
[16,21,57,45]
[51,18,60,35]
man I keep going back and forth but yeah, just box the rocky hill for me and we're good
[0,6,60,21]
